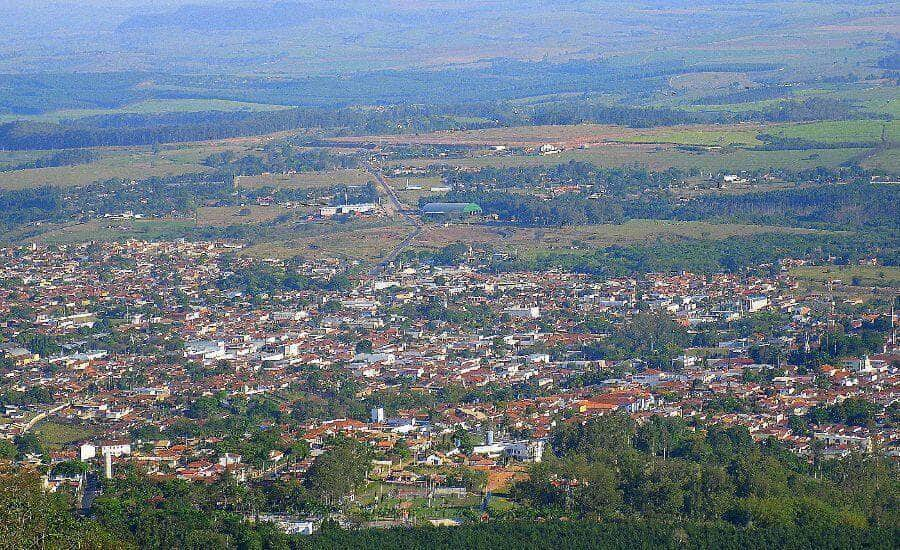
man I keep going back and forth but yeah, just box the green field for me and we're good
[390,145,870,172]
[32,219,198,244]
[768,120,898,144]
[860,146,900,173]
[618,127,762,147]
[614,120,897,147]
[0,98,292,123]
[412,219,828,256]
[235,169,373,190]
[680,85,900,119]
[33,420,94,450]
[789,265,900,288]
[241,218,412,262]
[0,140,268,189]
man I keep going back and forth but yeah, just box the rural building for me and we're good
[320,203,378,217]
[421,202,483,218]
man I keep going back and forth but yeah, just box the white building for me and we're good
[743,295,769,313]
[320,203,378,217]
[100,442,132,457]
[504,306,540,319]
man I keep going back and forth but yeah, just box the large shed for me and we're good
[421,202,483,217]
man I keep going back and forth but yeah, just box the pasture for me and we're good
[412,219,826,257]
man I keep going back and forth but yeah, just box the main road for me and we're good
[363,159,423,276]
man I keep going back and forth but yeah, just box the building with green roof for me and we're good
[421,202,483,218]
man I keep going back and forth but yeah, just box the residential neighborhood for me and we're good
[0,239,896,534]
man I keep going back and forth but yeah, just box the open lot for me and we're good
[0,134,287,190]
[241,219,411,263]
[235,169,373,190]
[33,420,95,451]
[388,144,869,172]
[411,220,827,256]
[789,265,900,288]
[30,219,198,243]
[0,98,292,124]
[196,205,287,227]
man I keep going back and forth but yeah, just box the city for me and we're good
[0,1,898,548]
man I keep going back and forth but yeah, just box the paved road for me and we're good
[81,472,100,511]
[364,160,423,276]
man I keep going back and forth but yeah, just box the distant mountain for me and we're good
[117,1,351,31]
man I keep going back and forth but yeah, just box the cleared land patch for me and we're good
[412,220,827,256]
[790,265,900,288]
[389,144,868,172]
[235,169,372,190]
[0,98,291,123]
[196,205,286,227]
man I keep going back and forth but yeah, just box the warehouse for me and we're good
[420,202,483,219]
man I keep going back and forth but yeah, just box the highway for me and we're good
[364,160,423,276]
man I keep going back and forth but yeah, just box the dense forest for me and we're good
[297,520,895,550]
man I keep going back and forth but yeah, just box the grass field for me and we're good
[196,205,287,227]
[235,169,373,190]
[0,138,277,189]
[860,146,900,173]
[0,151,213,189]
[32,219,197,243]
[411,220,827,256]
[681,84,900,118]
[389,144,870,172]
[0,98,292,123]
[789,265,900,288]
[767,120,898,144]
[617,127,762,147]
[241,219,411,262]
[33,420,94,450]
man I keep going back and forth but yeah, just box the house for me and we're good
[504,440,545,463]
[219,453,242,467]
[421,453,445,466]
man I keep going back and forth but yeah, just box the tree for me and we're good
[0,467,122,548]
[549,413,635,458]
[636,416,687,460]
[0,440,16,460]
[355,339,373,354]
[14,433,43,458]
[51,460,89,477]
[304,438,372,508]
